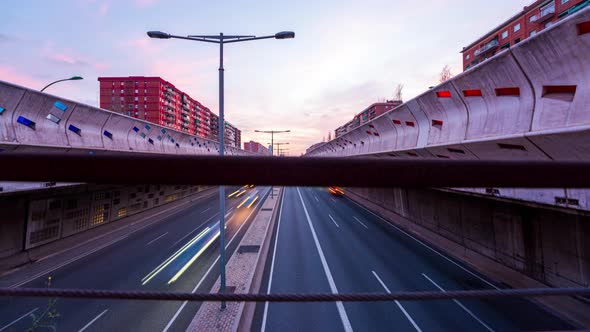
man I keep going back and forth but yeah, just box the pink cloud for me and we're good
[99,3,109,15]
[134,0,159,8]
[0,66,42,89]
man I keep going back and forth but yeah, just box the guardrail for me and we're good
[306,6,590,211]
[0,80,246,156]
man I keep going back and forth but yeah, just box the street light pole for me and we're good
[218,33,227,309]
[255,129,291,156]
[147,29,294,310]
[40,76,83,92]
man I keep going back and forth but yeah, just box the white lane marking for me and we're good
[328,214,340,228]
[0,308,38,332]
[10,192,219,287]
[201,207,211,214]
[372,271,422,332]
[162,188,269,332]
[314,195,319,203]
[347,198,500,290]
[78,309,108,332]
[10,236,127,289]
[261,188,286,332]
[297,188,353,332]
[422,273,495,332]
[353,216,368,229]
[146,232,168,246]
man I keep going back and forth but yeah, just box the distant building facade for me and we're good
[244,140,269,155]
[334,100,402,138]
[462,0,588,71]
[98,76,241,147]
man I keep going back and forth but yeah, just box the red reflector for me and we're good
[432,120,443,126]
[542,85,577,95]
[369,124,375,128]
[463,89,482,97]
[366,130,372,135]
[577,21,590,35]
[374,132,380,136]
[405,121,415,127]
[436,91,452,98]
[495,87,520,96]
[393,120,401,124]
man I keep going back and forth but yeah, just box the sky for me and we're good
[0,0,532,155]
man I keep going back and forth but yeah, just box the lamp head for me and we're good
[275,31,295,39]
[147,31,171,39]
[69,76,83,80]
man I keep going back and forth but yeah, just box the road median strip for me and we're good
[187,187,283,332]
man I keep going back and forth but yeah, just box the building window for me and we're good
[561,0,568,3]
[144,89,147,93]
[135,104,138,109]
[134,97,138,101]
[514,38,521,44]
[466,54,470,60]
[144,97,147,101]
[514,23,521,32]
[135,89,138,94]
[501,30,508,39]
[111,89,114,94]
[501,42,510,50]
[120,97,124,101]
[530,30,537,37]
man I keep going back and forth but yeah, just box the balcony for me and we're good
[474,39,499,57]
[531,4,555,23]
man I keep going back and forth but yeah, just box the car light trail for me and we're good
[228,189,241,198]
[141,227,211,285]
[237,196,250,209]
[247,195,259,208]
[168,231,221,284]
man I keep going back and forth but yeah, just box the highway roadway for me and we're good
[0,186,270,332]
[253,187,576,332]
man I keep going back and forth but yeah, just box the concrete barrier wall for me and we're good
[347,187,590,289]
[0,80,248,156]
[307,7,590,212]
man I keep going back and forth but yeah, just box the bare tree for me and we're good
[439,65,453,83]
[393,83,404,102]
[328,132,332,141]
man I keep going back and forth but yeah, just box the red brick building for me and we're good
[334,100,403,138]
[244,140,269,155]
[462,0,589,71]
[98,76,241,147]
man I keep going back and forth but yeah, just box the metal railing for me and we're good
[1,152,589,304]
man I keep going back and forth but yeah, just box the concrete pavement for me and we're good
[0,186,270,332]
[254,187,576,332]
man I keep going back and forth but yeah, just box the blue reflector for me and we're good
[103,130,113,139]
[68,124,81,135]
[145,124,151,130]
[17,116,35,129]
[175,143,180,148]
[171,138,175,143]
[54,101,68,112]
[161,129,166,134]
[0,107,5,114]
[140,132,146,138]
[166,134,171,139]
[89,151,96,155]
[133,127,139,132]
[157,135,162,141]
[148,138,154,144]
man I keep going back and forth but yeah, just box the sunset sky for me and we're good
[1,0,532,155]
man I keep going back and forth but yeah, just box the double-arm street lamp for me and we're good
[147,30,294,309]
[255,129,291,156]
[40,76,83,92]
[268,141,289,156]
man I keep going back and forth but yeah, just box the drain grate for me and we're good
[238,245,260,253]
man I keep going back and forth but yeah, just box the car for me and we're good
[328,186,344,196]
